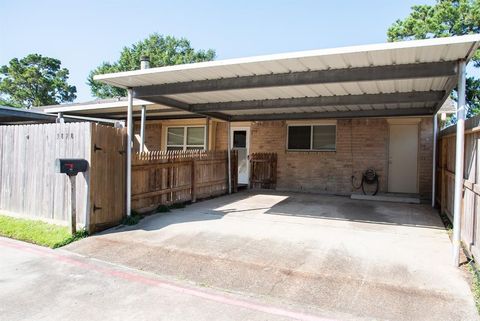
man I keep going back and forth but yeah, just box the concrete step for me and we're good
[351,192,421,204]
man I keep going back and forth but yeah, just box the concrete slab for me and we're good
[66,191,479,321]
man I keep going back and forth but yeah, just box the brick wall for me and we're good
[215,117,432,198]
[133,122,162,151]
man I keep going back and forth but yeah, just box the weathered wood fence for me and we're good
[438,115,480,259]
[0,122,126,233]
[132,150,238,211]
[249,153,277,189]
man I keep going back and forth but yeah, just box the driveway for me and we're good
[66,191,478,321]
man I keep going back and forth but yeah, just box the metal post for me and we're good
[69,175,76,235]
[205,117,210,150]
[453,60,466,267]
[227,121,232,194]
[140,105,146,152]
[432,113,438,207]
[56,112,64,124]
[126,88,133,217]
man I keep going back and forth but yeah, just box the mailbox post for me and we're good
[55,159,88,235]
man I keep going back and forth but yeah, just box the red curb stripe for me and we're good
[0,238,341,321]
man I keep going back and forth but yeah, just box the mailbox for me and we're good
[55,158,88,176]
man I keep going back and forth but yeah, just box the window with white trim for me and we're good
[287,124,336,151]
[166,126,206,151]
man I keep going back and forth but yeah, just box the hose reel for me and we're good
[352,168,379,196]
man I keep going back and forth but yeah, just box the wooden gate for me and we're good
[249,153,277,189]
[89,124,127,232]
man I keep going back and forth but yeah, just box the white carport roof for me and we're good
[64,35,480,121]
[42,97,195,120]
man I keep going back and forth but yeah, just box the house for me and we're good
[41,35,480,203]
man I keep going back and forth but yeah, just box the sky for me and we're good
[1,0,436,102]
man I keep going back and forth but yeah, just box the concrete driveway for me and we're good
[66,191,478,321]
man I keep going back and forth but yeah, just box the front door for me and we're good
[388,121,419,193]
[231,128,250,185]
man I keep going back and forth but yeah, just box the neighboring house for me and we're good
[41,35,480,200]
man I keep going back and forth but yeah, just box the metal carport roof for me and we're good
[93,34,480,121]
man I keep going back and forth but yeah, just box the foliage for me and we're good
[387,0,480,116]
[121,212,143,226]
[0,215,87,248]
[88,34,216,98]
[0,54,76,108]
[468,263,480,314]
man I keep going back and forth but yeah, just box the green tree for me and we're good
[88,34,216,98]
[0,54,77,108]
[387,0,480,117]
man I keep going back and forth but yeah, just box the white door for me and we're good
[231,128,250,185]
[388,123,418,193]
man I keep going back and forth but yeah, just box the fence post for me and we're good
[191,159,197,202]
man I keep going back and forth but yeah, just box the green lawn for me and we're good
[0,215,87,248]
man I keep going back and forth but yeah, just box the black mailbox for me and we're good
[55,158,88,176]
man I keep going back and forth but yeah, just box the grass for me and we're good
[0,215,88,248]
[437,211,480,314]
[121,202,189,226]
[468,263,480,314]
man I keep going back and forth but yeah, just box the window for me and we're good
[166,126,205,151]
[287,124,336,151]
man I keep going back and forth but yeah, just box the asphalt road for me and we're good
[0,237,351,321]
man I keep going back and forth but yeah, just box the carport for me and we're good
[93,34,480,266]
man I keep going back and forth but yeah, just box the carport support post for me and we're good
[126,88,133,217]
[140,105,146,152]
[227,121,232,194]
[453,60,466,267]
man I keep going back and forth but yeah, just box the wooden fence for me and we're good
[438,115,480,260]
[249,153,277,189]
[131,150,238,211]
[0,122,126,233]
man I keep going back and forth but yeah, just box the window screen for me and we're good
[167,127,184,146]
[312,125,336,150]
[186,127,205,146]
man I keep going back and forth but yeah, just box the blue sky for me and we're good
[1,0,435,102]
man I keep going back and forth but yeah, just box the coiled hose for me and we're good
[352,168,379,196]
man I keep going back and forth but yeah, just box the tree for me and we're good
[88,34,216,98]
[387,0,480,117]
[0,54,77,108]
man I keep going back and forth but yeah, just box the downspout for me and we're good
[227,121,232,194]
[140,105,146,152]
[432,113,438,208]
[453,60,466,267]
[126,88,133,217]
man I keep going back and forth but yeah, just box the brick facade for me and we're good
[216,117,432,198]
[133,117,433,199]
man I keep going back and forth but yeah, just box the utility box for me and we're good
[55,158,88,176]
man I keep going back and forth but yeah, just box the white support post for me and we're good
[432,113,438,208]
[140,105,146,152]
[126,88,133,217]
[227,121,232,194]
[453,60,466,267]
[56,112,65,124]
